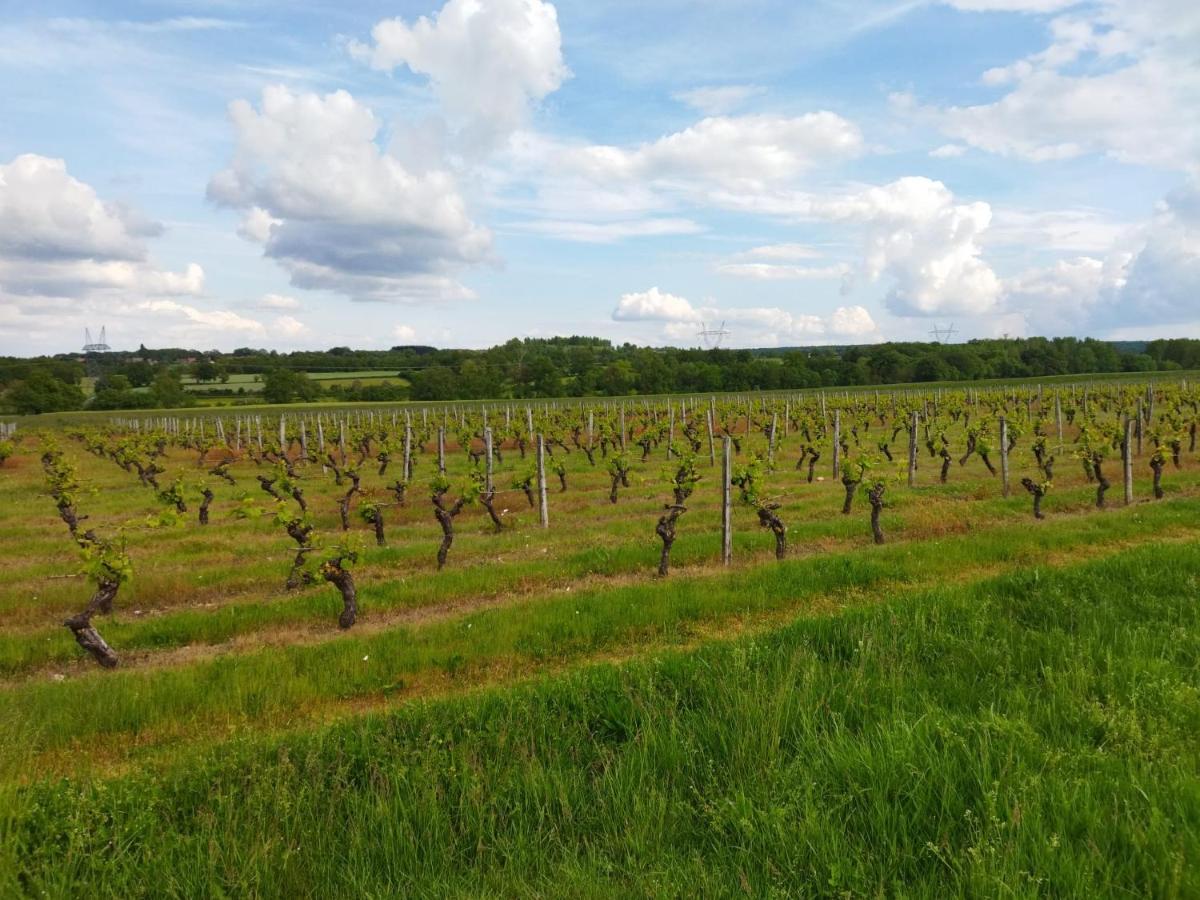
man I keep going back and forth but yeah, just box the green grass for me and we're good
[3,541,1198,897]
[3,385,1199,896]
[180,370,412,394]
[15,368,1200,425]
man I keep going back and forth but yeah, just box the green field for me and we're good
[1,379,1198,896]
[179,369,412,394]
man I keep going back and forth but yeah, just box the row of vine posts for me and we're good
[10,375,1196,667]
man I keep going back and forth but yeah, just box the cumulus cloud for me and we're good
[1002,179,1200,332]
[208,85,492,303]
[612,286,877,344]
[915,1,1200,170]
[0,153,158,263]
[812,176,1001,316]
[258,293,300,310]
[1108,182,1200,323]
[929,143,967,158]
[137,299,265,334]
[498,111,865,241]
[567,113,864,191]
[0,154,281,353]
[348,0,568,146]
[673,85,764,115]
[0,154,220,343]
[715,242,850,281]
[392,324,418,342]
[272,314,309,338]
[613,287,701,323]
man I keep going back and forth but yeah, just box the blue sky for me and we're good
[0,0,1197,354]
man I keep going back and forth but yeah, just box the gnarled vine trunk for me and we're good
[322,559,357,629]
[868,482,886,544]
[367,509,386,546]
[338,473,361,530]
[64,579,120,668]
[285,520,314,590]
[257,474,283,501]
[979,452,997,476]
[756,504,787,559]
[1021,478,1046,519]
[433,493,467,569]
[479,489,504,531]
[841,474,860,514]
[1093,454,1110,508]
[656,504,687,576]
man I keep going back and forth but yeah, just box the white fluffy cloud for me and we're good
[258,293,300,310]
[0,153,157,264]
[0,154,239,352]
[1106,181,1200,323]
[1002,180,1200,332]
[208,86,492,303]
[272,314,309,338]
[0,154,278,352]
[812,177,1001,316]
[567,113,864,191]
[137,299,265,335]
[349,0,568,146]
[917,1,1200,170]
[613,287,701,323]
[613,286,877,344]
[499,111,865,241]
[673,85,764,115]
[715,242,849,282]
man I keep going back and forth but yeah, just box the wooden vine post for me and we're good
[832,408,842,479]
[1123,416,1134,505]
[907,410,919,488]
[767,413,777,469]
[484,427,494,492]
[1054,391,1063,453]
[999,415,1010,497]
[403,424,412,481]
[721,436,733,566]
[437,426,446,474]
[537,434,549,528]
[706,407,716,466]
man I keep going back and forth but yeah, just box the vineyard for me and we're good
[1,379,1199,895]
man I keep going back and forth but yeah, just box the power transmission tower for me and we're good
[697,321,730,349]
[928,323,958,343]
[83,327,111,352]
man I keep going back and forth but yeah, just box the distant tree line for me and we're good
[2,335,1198,414]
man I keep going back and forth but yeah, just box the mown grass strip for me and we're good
[4,497,1197,767]
[2,541,1198,897]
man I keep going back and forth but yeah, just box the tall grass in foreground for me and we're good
[5,541,1199,898]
